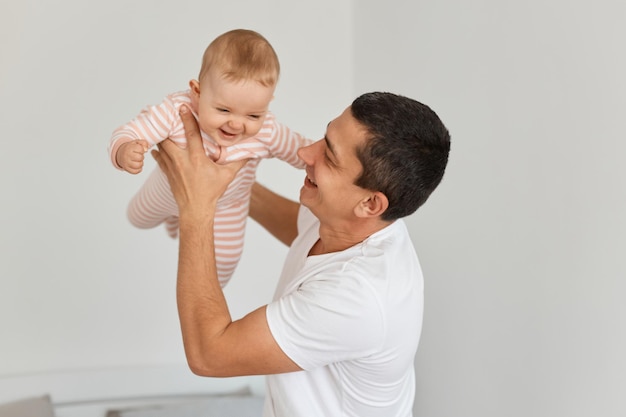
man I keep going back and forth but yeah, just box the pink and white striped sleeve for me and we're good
[263,114,314,169]
[108,93,183,169]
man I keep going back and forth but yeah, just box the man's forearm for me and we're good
[249,182,299,246]
[176,212,301,377]
[177,214,232,374]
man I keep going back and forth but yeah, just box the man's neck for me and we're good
[310,219,393,256]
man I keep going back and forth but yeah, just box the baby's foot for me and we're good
[165,216,179,239]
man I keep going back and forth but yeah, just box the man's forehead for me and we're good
[326,107,367,150]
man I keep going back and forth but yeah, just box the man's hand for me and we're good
[117,140,149,174]
[151,105,247,220]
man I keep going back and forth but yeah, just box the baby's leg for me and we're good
[127,166,179,235]
[213,203,248,287]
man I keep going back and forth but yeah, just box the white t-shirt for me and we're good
[264,207,424,417]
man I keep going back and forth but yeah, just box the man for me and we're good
[152,92,450,417]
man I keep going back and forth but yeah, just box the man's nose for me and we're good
[297,140,320,164]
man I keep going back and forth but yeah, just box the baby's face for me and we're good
[192,71,275,147]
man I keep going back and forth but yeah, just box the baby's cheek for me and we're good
[248,121,265,136]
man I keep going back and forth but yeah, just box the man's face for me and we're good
[297,106,372,224]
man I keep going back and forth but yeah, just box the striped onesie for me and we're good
[109,90,312,286]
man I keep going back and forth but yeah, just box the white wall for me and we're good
[2,0,625,416]
[354,1,626,416]
[0,0,352,387]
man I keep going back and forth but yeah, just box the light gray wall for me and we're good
[354,1,626,416]
[0,0,353,377]
[2,0,625,416]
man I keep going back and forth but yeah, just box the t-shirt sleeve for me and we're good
[266,265,385,370]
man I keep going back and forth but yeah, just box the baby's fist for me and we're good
[117,140,149,174]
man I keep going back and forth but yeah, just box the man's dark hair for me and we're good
[351,92,451,221]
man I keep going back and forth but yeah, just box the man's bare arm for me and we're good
[249,182,300,246]
[152,105,301,377]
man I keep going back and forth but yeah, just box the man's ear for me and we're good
[354,191,389,218]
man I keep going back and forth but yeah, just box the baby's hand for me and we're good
[117,140,149,174]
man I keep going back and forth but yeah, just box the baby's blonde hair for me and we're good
[199,29,280,87]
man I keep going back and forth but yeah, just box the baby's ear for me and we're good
[189,79,200,96]
[188,80,200,110]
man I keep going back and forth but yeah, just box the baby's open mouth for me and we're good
[220,129,237,138]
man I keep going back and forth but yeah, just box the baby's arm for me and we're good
[108,92,185,173]
[266,117,314,168]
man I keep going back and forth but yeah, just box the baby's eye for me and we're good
[249,115,262,120]
[217,108,229,113]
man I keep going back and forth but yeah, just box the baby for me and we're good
[108,29,311,286]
